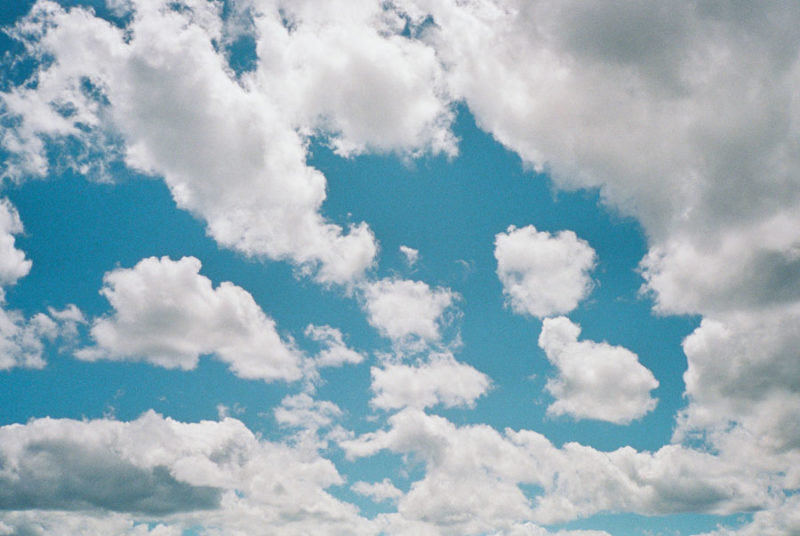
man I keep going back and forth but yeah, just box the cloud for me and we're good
[692,494,800,536]
[370,352,490,410]
[0,199,31,287]
[361,277,457,343]
[0,199,84,371]
[676,304,800,460]
[351,478,403,503]
[495,225,596,318]
[399,245,420,267]
[77,256,303,382]
[0,411,374,535]
[538,317,658,424]
[305,324,365,368]
[0,441,221,514]
[1,0,379,284]
[341,409,774,532]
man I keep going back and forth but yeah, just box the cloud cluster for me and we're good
[538,317,658,424]
[77,256,303,382]
[0,411,373,536]
[2,0,800,532]
[495,225,596,318]
[341,409,774,534]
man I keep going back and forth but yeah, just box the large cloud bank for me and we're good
[1,0,799,534]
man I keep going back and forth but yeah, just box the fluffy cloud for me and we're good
[77,256,303,382]
[676,304,800,460]
[341,409,774,533]
[693,494,800,536]
[538,317,658,424]
[370,352,490,410]
[0,199,31,287]
[0,411,373,536]
[361,277,457,343]
[1,0,380,284]
[305,324,365,368]
[351,478,403,503]
[495,225,596,318]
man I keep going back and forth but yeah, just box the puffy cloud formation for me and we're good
[694,495,800,536]
[677,304,800,460]
[0,411,374,536]
[1,0,384,284]
[495,225,596,318]
[0,199,31,287]
[341,409,772,533]
[351,478,403,503]
[77,256,303,382]
[538,317,658,424]
[361,278,457,343]
[370,352,490,410]
[305,324,365,368]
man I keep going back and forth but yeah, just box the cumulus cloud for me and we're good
[370,352,490,410]
[693,494,800,536]
[495,225,596,318]
[0,411,374,535]
[341,409,774,533]
[361,277,457,343]
[77,256,303,382]
[1,0,382,284]
[305,324,365,368]
[0,199,31,287]
[538,317,658,424]
[676,304,800,458]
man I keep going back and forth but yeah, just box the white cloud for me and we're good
[676,304,800,459]
[399,245,420,267]
[361,277,457,343]
[274,393,342,432]
[305,324,365,368]
[351,478,403,503]
[251,0,457,158]
[495,225,596,318]
[77,256,303,382]
[370,351,490,410]
[0,199,31,287]
[692,494,800,536]
[1,0,378,284]
[538,316,658,424]
[0,411,374,535]
[341,409,775,532]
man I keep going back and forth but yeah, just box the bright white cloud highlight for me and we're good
[495,225,596,318]
[538,317,658,424]
[362,278,457,342]
[370,352,490,410]
[77,256,303,382]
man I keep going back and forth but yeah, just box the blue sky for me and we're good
[1,1,799,535]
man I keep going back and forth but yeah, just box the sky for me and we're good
[0,1,799,535]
